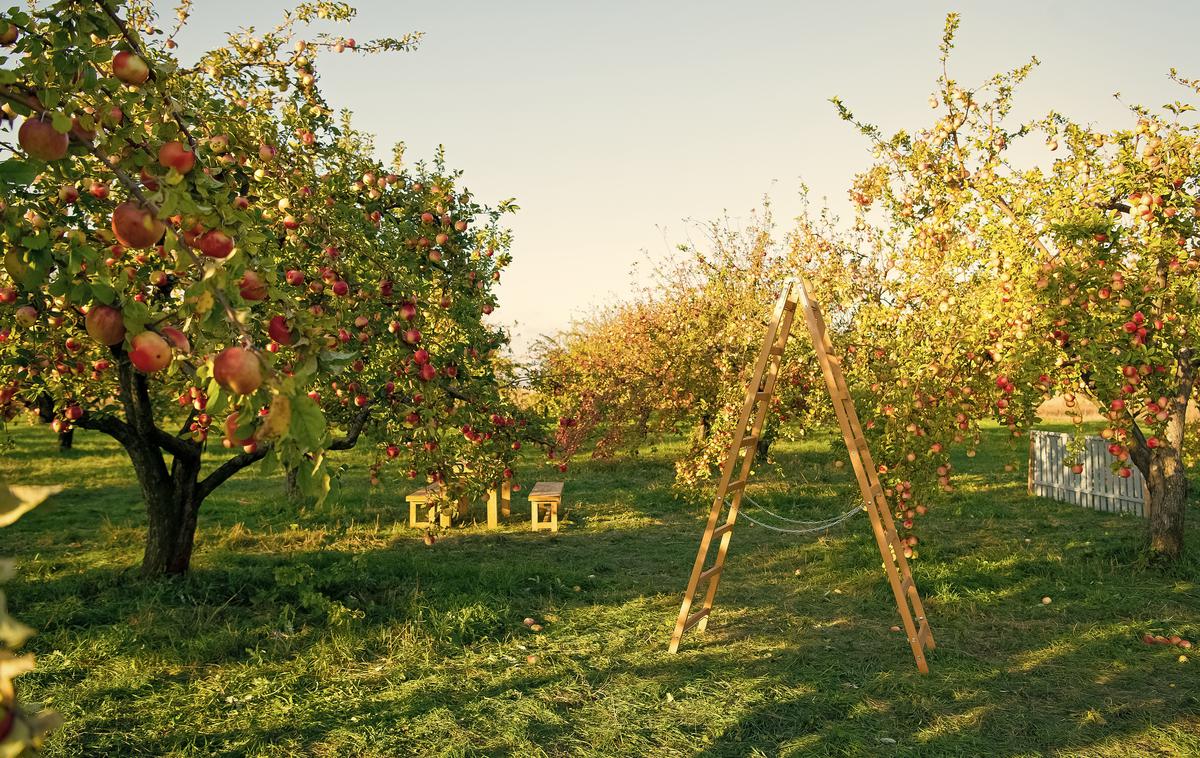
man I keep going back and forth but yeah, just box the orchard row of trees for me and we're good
[533,15,1199,561]
[0,0,537,575]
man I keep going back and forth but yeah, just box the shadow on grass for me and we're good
[5,423,1200,755]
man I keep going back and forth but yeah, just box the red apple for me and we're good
[160,325,190,353]
[111,202,165,248]
[14,305,37,326]
[59,184,79,204]
[129,331,172,373]
[0,20,18,45]
[239,270,267,301]
[268,315,295,345]
[418,362,437,382]
[85,305,126,345]
[158,140,195,173]
[224,411,253,446]
[198,230,234,258]
[285,269,304,286]
[18,117,69,161]
[399,302,417,321]
[213,346,263,394]
[332,280,349,297]
[112,50,150,85]
[69,117,96,143]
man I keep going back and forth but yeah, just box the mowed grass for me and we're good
[2,421,1199,757]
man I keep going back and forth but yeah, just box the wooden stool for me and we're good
[407,484,468,528]
[529,481,564,532]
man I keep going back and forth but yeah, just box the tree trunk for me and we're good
[77,353,367,576]
[124,432,204,576]
[757,417,779,459]
[1145,447,1187,560]
[284,465,303,502]
[58,428,73,450]
[1131,363,1192,562]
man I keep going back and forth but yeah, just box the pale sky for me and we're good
[161,1,1200,356]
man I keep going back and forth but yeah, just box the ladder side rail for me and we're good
[796,282,931,673]
[806,299,935,649]
[669,282,797,651]
[695,300,799,631]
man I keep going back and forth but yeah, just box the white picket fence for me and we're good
[1027,430,1148,517]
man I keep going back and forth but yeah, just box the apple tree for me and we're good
[833,14,1199,559]
[0,0,519,575]
[531,207,831,491]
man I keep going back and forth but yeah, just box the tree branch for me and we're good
[177,406,198,436]
[155,427,199,458]
[198,404,371,499]
[87,144,158,212]
[94,0,197,150]
[1125,412,1152,481]
[196,446,268,501]
[74,410,135,446]
[329,404,371,450]
[0,83,160,213]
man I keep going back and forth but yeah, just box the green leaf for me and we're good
[122,300,151,333]
[0,160,36,188]
[50,111,72,134]
[298,454,331,506]
[289,394,326,450]
[90,281,116,305]
[206,380,227,417]
[317,350,356,375]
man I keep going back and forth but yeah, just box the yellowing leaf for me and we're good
[0,484,63,528]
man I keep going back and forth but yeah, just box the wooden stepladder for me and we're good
[668,278,936,674]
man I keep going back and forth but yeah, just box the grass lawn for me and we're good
[3,421,1199,757]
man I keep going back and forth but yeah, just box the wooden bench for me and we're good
[409,482,511,529]
[529,481,564,532]
[406,484,467,528]
[486,482,513,529]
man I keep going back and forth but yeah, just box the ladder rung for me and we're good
[739,435,759,448]
[683,607,710,631]
[917,622,932,647]
[783,298,798,312]
[698,564,723,584]
[725,479,748,494]
[754,391,770,403]
[711,522,734,540]
[769,344,786,355]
